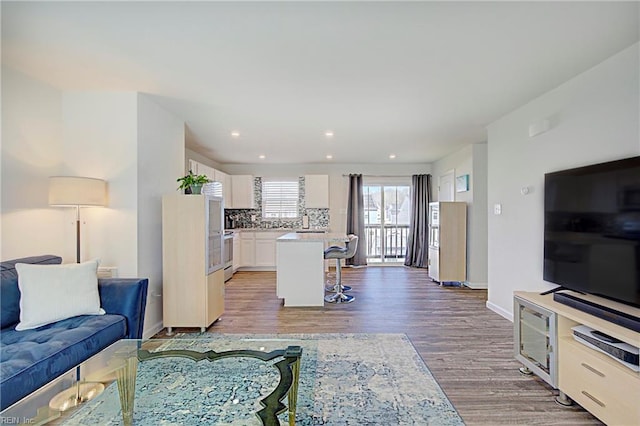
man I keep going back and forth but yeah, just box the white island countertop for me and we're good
[276,232,348,306]
[277,232,348,243]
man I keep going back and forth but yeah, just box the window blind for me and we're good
[262,178,299,219]
[202,182,222,198]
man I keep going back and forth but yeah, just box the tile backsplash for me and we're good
[225,177,329,229]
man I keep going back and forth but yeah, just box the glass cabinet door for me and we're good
[519,305,550,374]
[514,296,557,388]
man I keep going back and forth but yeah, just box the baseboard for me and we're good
[236,266,276,272]
[463,281,488,289]
[486,300,513,322]
[143,320,164,339]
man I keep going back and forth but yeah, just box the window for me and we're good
[262,178,299,219]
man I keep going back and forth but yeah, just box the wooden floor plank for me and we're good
[155,267,602,425]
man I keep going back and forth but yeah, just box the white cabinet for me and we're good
[230,175,255,209]
[255,232,286,266]
[255,238,275,266]
[189,159,215,181]
[239,232,255,267]
[236,231,285,269]
[232,232,240,271]
[305,175,329,208]
[200,164,217,182]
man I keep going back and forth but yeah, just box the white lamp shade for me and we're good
[49,176,107,207]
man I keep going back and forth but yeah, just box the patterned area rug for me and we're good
[65,333,463,425]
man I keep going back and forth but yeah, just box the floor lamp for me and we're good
[49,176,107,263]
[47,176,107,411]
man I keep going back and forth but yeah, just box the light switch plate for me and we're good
[494,204,502,215]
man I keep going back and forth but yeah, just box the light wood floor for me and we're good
[157,267,602,425]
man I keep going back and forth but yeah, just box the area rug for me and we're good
[65,333,464,425]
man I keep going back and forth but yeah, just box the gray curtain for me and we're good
[345,174,367,266]
[404,174,432,267]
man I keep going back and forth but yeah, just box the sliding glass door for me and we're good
[363,183,410,264]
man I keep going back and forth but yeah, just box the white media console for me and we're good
[514,291,640,425]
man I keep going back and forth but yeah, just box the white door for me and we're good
[439,171,455,202]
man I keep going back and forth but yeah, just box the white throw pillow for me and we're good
[15,260,105,331]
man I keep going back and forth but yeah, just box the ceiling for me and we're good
[2,2,638,165]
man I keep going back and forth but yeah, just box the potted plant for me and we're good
[177,170,210,194]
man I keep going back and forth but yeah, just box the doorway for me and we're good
[439,170,455,202]
[363,184,411,264]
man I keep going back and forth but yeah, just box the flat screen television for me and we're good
[544,156,640,308]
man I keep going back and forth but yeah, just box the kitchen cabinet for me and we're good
[255,232,287,267]
[188,159,199,174]
[236,231,285,269]
[232,232,240,271]
[201,164,217,182]
[239,232,255,267]
[305,175,329,208]
[255,238,275,267]
[230,175,255,209]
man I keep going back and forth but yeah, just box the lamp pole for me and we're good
[75,205,81,263]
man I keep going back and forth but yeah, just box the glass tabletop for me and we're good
[9,337,316,426]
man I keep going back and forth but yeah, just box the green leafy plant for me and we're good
[177,170,210,192]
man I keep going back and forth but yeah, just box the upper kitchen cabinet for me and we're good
[214,169,231,205]
[189,159,216,181]
[230,175,255,209]
[305,175,329,208]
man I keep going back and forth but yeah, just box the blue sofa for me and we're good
[0,255,149,411]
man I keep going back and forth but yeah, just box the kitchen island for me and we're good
[276,232,349,307]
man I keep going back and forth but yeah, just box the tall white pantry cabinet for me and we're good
[428,201,467,283]
[162,194,224,333]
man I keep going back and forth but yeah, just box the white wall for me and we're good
[1,68,66,260]
[432,145,473,202]
[470,143,488,289]
[223,163,431,234]
[1,70,186,338]
[137,94,185,337]
[486,43,640,319]
[61,92,139,270]
[432,143,489,288]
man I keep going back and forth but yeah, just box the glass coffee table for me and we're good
[4,337,312,426]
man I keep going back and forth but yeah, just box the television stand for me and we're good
[514,291,640,426]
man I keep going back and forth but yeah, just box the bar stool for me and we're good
[323,234,359,304]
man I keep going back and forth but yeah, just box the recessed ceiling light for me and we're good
[259,155,266,159]
[325,131,334,138]
[326,155,333,160]
[231,131,240,138]
[389,154,396,159]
